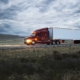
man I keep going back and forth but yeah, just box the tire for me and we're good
[56,41,60,45]
[31,41,35,45]
[52,41,55,45]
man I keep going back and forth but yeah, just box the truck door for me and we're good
[35,32,42,42]
[40,31,49,41]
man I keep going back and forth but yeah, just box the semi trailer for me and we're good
[24,27,80,45]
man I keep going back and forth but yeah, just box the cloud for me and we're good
[0,23,12,34]
[0,0,80,36]
[0,6,17,19]
[36,0,55,12]
[0,0,9,4]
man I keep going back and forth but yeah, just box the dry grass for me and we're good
[0,46,80,80]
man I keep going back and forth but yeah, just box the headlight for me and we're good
[26,39,32,43]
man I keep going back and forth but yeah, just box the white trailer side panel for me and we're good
[49,27,80,40]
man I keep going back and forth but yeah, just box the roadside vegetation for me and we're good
[0,46,80,80]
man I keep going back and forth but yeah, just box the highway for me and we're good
[0,44,80,50]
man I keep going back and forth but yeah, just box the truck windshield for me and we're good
[31,33,36,36]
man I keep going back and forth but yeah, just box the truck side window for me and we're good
[37,33,40,36]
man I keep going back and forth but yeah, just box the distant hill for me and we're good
[0,34,24,44]
[0,34,24,40]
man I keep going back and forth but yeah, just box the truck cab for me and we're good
[24,28,49,45]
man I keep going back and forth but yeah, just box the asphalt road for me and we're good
[0,44,80,50]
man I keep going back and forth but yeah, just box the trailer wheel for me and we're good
[56,41,60,45]
[52,41,55,45]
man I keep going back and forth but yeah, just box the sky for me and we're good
[0,0,80,36]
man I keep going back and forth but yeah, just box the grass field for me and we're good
[0,46,80,80]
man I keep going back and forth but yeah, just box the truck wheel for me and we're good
[52,41,55,45]
[31,41,35,45]
[56,41,60,45]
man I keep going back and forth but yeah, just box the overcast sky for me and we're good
[0,0,80,36]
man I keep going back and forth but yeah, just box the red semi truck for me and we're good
[24,27,80,45]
